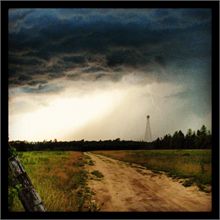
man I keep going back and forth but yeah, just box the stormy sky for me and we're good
[9,9,212,141]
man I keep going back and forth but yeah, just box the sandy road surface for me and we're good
[85,152,211,212]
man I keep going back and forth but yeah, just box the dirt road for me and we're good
[85,152,211,212]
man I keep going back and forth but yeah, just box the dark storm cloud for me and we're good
[22,83,63,94]
[9,8,211,89]
[9,9,34,33]
[27,80,48,86]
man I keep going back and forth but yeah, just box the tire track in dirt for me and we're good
[85,152,211,212]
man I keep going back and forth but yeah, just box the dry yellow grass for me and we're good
[10,151,87,212]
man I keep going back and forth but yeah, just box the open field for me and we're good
[9,149,212,212]
[94,149,211,190]
[9,151,95,212]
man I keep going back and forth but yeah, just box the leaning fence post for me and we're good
[8,144,46,212]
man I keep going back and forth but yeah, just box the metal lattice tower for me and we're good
[144,115,152,142]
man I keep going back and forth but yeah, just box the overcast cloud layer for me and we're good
[9,9,212,141]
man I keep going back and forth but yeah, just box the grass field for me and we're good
[9,151,96,212]
[94,149,211,191]
[9,149,211,211]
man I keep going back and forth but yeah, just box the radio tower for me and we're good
[144,115,152,142]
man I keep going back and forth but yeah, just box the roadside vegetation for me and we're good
[94,149,211,191]
[9,151,97,212]
[91,170,104,179]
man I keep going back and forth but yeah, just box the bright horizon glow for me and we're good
[9,85,125,141]
[9,78,211,141]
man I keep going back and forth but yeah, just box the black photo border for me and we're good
[1,1,219,219]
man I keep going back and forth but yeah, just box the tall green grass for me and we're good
[9,151,89,211]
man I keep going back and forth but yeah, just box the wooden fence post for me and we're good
[8,145,46,212]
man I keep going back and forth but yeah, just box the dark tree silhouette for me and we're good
[10,125,211,151]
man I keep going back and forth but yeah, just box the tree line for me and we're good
[152,125,211,149]
[10,125,211,152]
[10,139,150,152]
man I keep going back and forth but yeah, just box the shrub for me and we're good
[91,170,104,178]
